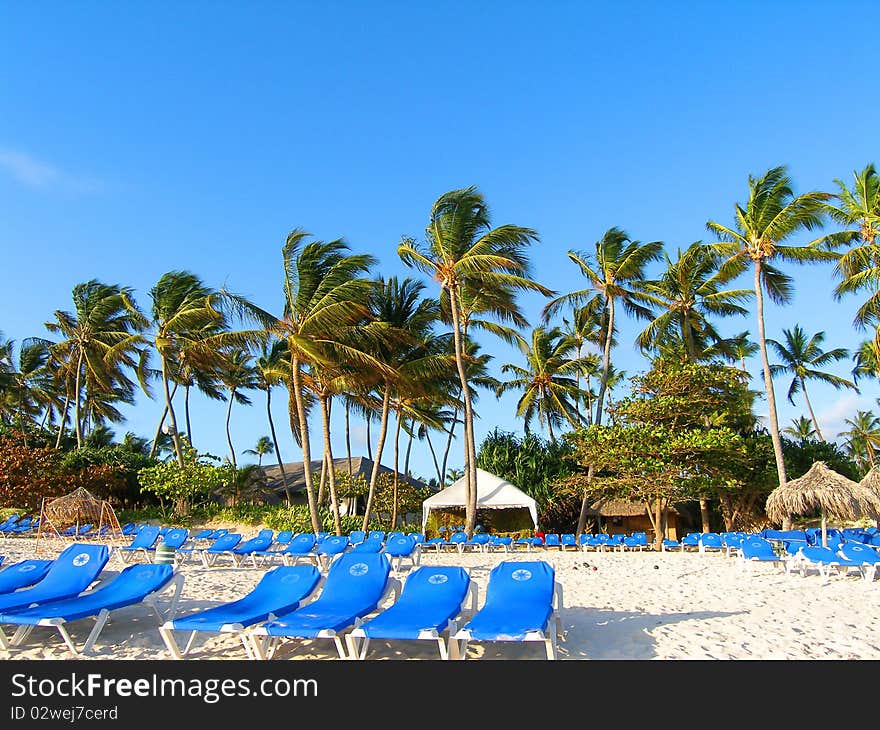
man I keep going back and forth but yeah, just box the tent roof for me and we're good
[421,469,538,529]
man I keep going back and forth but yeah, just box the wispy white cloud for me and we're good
[0,147,102,193]
[818,392,865,441]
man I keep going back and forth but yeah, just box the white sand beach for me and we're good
[2,537,880,661]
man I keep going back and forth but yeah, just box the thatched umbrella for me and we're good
[859,468,880,528]
[766,461,880,547]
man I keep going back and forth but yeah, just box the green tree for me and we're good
[706,165,834,516]
[782,416,818,442]
[398,186,549,536]
[838,410,880,470]
[137,443,232,517]
[767,325,857,441]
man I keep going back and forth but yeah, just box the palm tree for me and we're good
[496,326,585,442]
[711,330,759,373]
[399,186,549,536]
[852,339,879,385]
[244,438,274,467]
[216,348,258,473]
[783,416,818,442]
[839,410,880,470]
[254,338,293,505]
[706,165,834,505]
[544,227,662,426]
[275,229,380,535]
[2,337,55,445]
[44,280,148,449]
[561,304,604,425]
[637,241,753,360]
[767,325,857,441]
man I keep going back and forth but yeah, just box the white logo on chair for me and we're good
[19,564,37,572]
[511,569,532,581]
[349,562,369,576]
[427,574,448,585]
[280,573,301,584]
[72,553,91,567]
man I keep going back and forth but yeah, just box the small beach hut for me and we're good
[421,469,538,535]
[35,487,124,550]
[765,461,880,547]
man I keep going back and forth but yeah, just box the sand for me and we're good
[2,535,879,661]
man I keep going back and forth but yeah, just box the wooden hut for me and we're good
[582,499,687,541]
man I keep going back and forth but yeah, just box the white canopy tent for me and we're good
[421,468,538,531]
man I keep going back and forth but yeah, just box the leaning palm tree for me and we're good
[215,347,258,472]
[44,280,148,449]
[839,410,880,470]
[398,186,550,536]
[544,227,663,426]
[254,337,293,504]
[706,165,834,502]
[496,326,585,442]
[637,241,752,361]
[767,325,857,441]
[275,229,381,535]
[783,416,818,442]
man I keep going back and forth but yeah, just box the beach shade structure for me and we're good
[0,563,183,656]
[450,560,563,660]
[34,488,124,551]
[421,469,538,536]
[765,461,880,548]
[859,468,880,528]
[0,560,54,594]
[158,564,322,659]
[346,566,477,660]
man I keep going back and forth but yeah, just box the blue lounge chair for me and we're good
[1,516,29,535]
[347,565,477,660]
[256,533,318,567]
[313,535,350,571]
[560,534,578,551]
[382,534,422,572]
[460,533,491,553]
[699,533,724,554]
[115,524,161,565]
[120,523,137,536]
[0,543,109,614]
[198,533,243,567]
[153,527,190,562]
[0,563,183,656]
[424,535,447,552]
[0,515,20,533]
[623,533,649,551]
[350,538,384,554]
[250,552,396,659]
[348,530,367,546]
[661,538,682,552]
[159,564,322,659]
[838,542,880,581]
[5,517,39,538]
[442,531,468,552]
[680,533,701,552]
[514,536,543,552]
[544,534,562,550]
[738,538,786,572]
[450,560,563,660]
[0,560,54,594]
[486,535,512,553]
[368,530,386,543]
[230,530,275,567]
[792,545,861,579]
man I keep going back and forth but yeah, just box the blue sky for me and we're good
[1,1,878,483]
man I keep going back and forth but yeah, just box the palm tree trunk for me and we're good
[391,410,403,529]
[366,414,373,461]
[425,429,444,487]
[73,349,84,449]
[54,394,71,449]
[185,385,193,448]
[699,499,711,533]
[404,418,414,476]
[319,395,342,535]
[362,383,392,530]
[149,398,171,459]
[441,401,460,486]
[159,354,185,467]
[318,451,328,507]
[225,387,237,472]
[755,261,789,526]
[345,399,353,474]
[547,417,555,444]
[595,296,615,427]
[450,288,478,536]
[291,355,321,535]
[801,377,825,441]
[266,387,292,506]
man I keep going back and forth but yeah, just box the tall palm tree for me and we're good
[399,186,549,536]
[561,304,604,425]
[852,339,879,385]
[496,326,585,442]
[544,227,662,426]
[767,325,857,441]
[637,242,752,360]
[783,416,817,442]
[275,229,380,535]
[706,165,834,503]
[44,280,148,449]
[215,347,258,472]
[3,337,55,445]
[254,337,293,505]
[839,410,880,470]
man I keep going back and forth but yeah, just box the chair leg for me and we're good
[158,625,184,659]
[82,610,111,655]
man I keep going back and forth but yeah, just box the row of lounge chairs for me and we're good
[0,543,563,660]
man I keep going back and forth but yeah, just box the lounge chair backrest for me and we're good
[368,531,386,542]
[410,533,425,543]
[839,543,876,560]
[257,529,274,541]
[44,563,176,615]
[740,539,776,559]
[317,553,391,609]
[469,534,490,544]
[0,559,54,594]
[20,543,110,603]
[191,529,213,540]
[127,525,161,550]
[208,533,242,551]
[800,546,837,562]
[244,564,322,605]
[274,530,293,545]
[349,530,366,544]
[449,531,468,544]
[544,534,561,546]
[396,566,470,612]
[317,536,350,556]
[286,534,317,554]
[351,538,384,553]
[384,535,416,557]
[162,528,190,549]
[483,561,555,612]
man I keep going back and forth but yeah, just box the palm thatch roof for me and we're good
[859,467,880,498]
[583,499,681,517]
[43,487,106,524]
[766,461,880,523]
